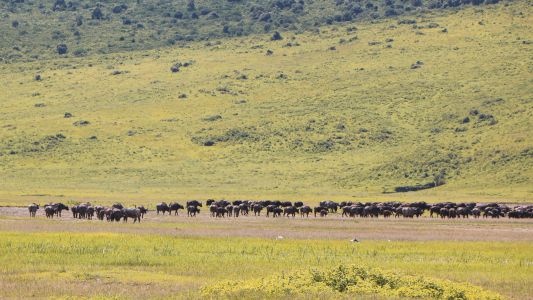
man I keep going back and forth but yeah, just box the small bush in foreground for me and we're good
[201,265,503,299]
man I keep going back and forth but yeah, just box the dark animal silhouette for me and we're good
[169,202,184,215]
[156,202,170,215]
[188,205,200,217]
[28,203,39,217]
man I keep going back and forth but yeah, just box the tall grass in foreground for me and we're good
[0,232,531,298]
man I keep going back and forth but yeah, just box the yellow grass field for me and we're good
[0,209,532,299]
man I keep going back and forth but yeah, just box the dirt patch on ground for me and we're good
[1,207,531,241]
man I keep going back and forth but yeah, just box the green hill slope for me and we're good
[0,1,531,205]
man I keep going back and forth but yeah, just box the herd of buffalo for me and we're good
[28,202,147,222]
[26,200,533,222]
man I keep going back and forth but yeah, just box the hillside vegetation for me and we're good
[1,0,503,62]
[0,1,531,205]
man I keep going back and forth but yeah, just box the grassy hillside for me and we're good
[1,0,503,62]
[0,1,531,205]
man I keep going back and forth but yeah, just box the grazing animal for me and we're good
[342,206,353,217]
[112,203,124,210]
[110,208,125,222]
[28,203,39,217]
[94,205,105,217]
[76,204,88,219]
[429,206,441,218]
[266,205,277,217]
[210,205,218,217]
[97,208,107,220]
[272,207,283,218]
[122,208,141,223]
[283,206,298,218]
[313,206,323,217]
[156,202,170,215]
[226,205,234,217]
[138,206,148,218]
[448,208,457,219]
[239,203,249,216]
[300,206,312,218]
[71,205,79,218]
[280,201,292,207]
[44,205,56,218]
[86,206,95,220]
[350,206,364,218]
[215,207,227,218]
[187,200,203,208]
[44,203,69,218]
[104,208,114,221]
[253,204,264,216]
[363,205,379,218]
[401,207,416,218]
[55,203,69,217]
[169,202,184,215]
[232,206,240,217]
[320,201,339,213]
[188,206,200,217]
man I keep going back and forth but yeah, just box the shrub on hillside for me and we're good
[75,15,83,26]
[385,8,398,16]
[273,0,295,10]
[259,12,272,22]
[92,7,103,20]
[187,0,196,11]
[112,4,128,14]
[199,7,211,15]
[56,44,68,55]
[271,31,283,40]
[73,48,87,57]
[53,0,67,11]
[73,120,90,126]
[428,0,443,9]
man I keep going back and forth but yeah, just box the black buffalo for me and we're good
[28,203,39,217]
[156,202,170,215]
[123,208,141,223]
[188,205,200,217]
[169,202,184,215]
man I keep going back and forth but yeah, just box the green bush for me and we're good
[201,265,503,299]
